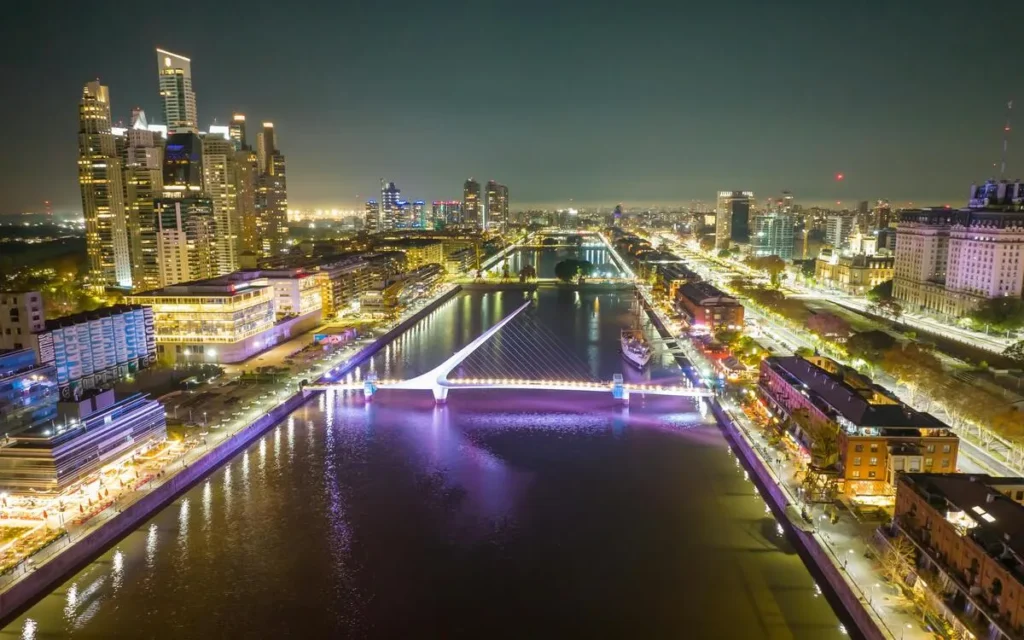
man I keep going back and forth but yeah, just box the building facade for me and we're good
[0,349,57,438]
[0,292,45,351]
[674,282,744,333]
[463,179,482,229]
[156,48,197,134]
[122,126,163,292]
[432,201,461,227]
[485,180,509,231]
[815,250,895,295]
[373,239,444,270]
[715,190,754,248]
[825,214,855,249]
[751,212,794,259]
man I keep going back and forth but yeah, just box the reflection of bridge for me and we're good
[307,300,712,405]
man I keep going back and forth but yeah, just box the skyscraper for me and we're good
[229,114,247,151]
[364,200,380,233]
[122,123,163,292]
[258,122,276,173]
[257,151,288,256]
[78,81,132,289]
[156,49,197,134]
[715,191,754,248]
[380,180,400,230]
[235,147,260,256]
[825,214,855,249]
[751,213,795,259]
[154,132,214,286]
[463,179,481,229]
[202,135,240,274]
[431,201,461,227]
[485,180,509,231]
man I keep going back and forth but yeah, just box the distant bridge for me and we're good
[307,300,712,405]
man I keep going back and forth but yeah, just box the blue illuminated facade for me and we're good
[0,349,58,437]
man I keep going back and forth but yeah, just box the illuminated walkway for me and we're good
[306,300,713,404]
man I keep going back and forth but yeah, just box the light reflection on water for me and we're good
[2,291,842,639]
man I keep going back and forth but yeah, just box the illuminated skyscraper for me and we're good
[235,147,260,256]
[156,49,197,134]
[485,180,509,232]
[78,81,132,289]
[432,201,461,227]
[715,190,754,248]
[229,114,247,151]
[202,135,240,274]
[154,132,214,286]
[463,178,481,229]
[364,200,380,232]
[257,151,288,256]
[123,124,163,292]
[380,180,400,230]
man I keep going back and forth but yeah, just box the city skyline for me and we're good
[1,0,1022,214]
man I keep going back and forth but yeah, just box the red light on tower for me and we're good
[835,173,845,181]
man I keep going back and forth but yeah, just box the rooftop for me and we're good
[42,304,148,330]
[678,281,737,305]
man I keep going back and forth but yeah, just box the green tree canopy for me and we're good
[969,297,1024,332]
[846,330,897,364]
[1004,340,1024,366]
[554,259,594,283]
[866,279,893,303]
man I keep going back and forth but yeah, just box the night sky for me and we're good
[0,0,1020,214]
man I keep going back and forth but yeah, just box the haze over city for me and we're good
[1,0,1021,213]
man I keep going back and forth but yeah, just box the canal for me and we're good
[491,246,626,279]
[2,290,843,639]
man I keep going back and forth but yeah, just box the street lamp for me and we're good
[901,623,912,639]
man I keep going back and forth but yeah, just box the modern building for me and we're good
[825,214,855,249]
[715,191,754,248]
[235,147,260,256]
[655,263,701,300]
[0,349,57,438]
[751,212,795,259]
[894,181,1024,318]
[127,270,322,363]
[358,264,445,316]
[463,179,482,229]
[228,113,247,150]
[894,473,1024,639]
[446,247,476,274]
[377,180,401,231]
[201,134,240,274]
[79,81,131,289]
[373,239,444,270]
[0,390,166,493]
[485,180,509,231]
[364,200,380,233]
[33,305,157,400]
[674,281,744,333]
[122,125,163,292]
[0,292,45,351]
[156,48,197,134]
[815,250,895,295]
[154,197,216,286]
[317,258,372,319]
[759,356,958,498]
[257,146,288,257]
[432,201,461,227]
[872,199,893,231]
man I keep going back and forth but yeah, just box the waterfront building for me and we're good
[201,135,240,274]
[715,190,754,248]
[0,349,57,438]
[463,179,482,229]
[127,270,322,363]
[655,263,701,300]
[894,181,1024,318]
[446,247,476,274]
[122,126,163,292]
[372,239,444,270]
[79,81,132,289]
[758,356,959,498]
[674,281,744,333]
[156,48,197,134]
[316,258,373,319]
[32,305,157,400]
[358,264,445,316]
[154,197,216,286]
[825,214,855,249]
[894,473,1024,639]
[751,212,795,259]
[0,390,166,493]
[256,149,288,257]
[815,250,894,295]
[485,180,509,232]
[0,292,45,351]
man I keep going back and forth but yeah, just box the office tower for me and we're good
[364,200,380,233]
[79,81,132,289]
[613,204,623,226]
[431,201,460,227]
[872,199,893,230]
[893,208,953,314]
[751,212,795,259]
[123,124,163,292]
[162,132,204,192]
[715,191,754,248]
[257,152,288,256]
[412,201,426,228]
[229,114,247,150]
[825,214,855,249]
[463,178,481,229]
[235,147,260,255]
[857,200,869,215]
[202,135,240,274]
[379,180,400,231]
[156,48,197,134]
[780,191,795,213]
[259,122,276,173]
[256,131,266,173]
[154,198,215,285]
[485,180,509,231]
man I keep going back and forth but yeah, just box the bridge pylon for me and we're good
[611,374,629,405]
[364,372,378,401]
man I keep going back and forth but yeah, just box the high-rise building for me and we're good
[751,213,794,259]
[122,124,163,292]
[156,48,197,134]
[412,201,426,228]
[364,200,380,233]
[825,215,855,249]
[229,113,247,150]
[379,180,401,231]
[202,135,240,274]
[463,179,481,229]
[258,122,276,173]
[235,147,260,256]
[0,292,45,352]
[162,132,204,193]
[257,151,288,256]
[78,81,132,289]
[485,180,509,231]
[872,199,893,230]
[857,200,869,215]
[715,191,754,248]
[893,208,954,314]
[154,197,216,285]
[431,201,460,228]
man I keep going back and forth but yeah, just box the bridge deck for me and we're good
[307,379,712,397]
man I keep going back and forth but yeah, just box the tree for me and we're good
[699,236,716,252]
[717,249,731,259]
[541,237,558,246]
[871,298,904,325]
[807,312,852,342]
[881,343,943,403]
[518,264,537,283]
[501,261,511,281]
[553,259,593,283]
[969,297,1024,333]
[1004,341,1024,366]
[866,279,894,303]
[744,255,787,288]
[846,330,897,365]
[880,535,916,587]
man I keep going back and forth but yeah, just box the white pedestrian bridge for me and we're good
[305,300,714,405]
